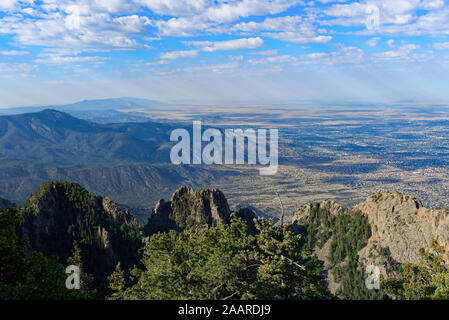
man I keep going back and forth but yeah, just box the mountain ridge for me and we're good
[292,190,449,298]
[0,109,172,166]
[0,97,166,115]
[9,179,449,299]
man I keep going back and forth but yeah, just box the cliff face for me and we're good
[291,191,449,298]
[19,181,143,290]
[145,186,232,235]
[294,200,344,221]
[353,191,449,265]
[293,191,449,264]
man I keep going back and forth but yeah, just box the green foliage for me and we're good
[0,207,88,300]
[300,203,333,250]
[327,213,379,300]
[327,213,371,265]
[251,219,329,300]
[382,240,449,300]
[298,205,382,300]
[66,241,97,299]
[107,263,126,300]
[109,214,329,300]
[20,181,143,297]
[170,193,197,229]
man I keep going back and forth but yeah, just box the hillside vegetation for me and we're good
[1,181,449,300]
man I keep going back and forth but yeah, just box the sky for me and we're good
[1,0,449,107]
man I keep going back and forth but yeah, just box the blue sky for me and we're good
[0,0,449,107]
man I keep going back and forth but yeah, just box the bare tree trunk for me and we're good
[276,192,285,226]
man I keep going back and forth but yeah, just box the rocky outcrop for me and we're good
[145,186,231,235]
[102,196,136,225]
[293,191,449,266]
[291,190,449,298]
[293,199,344,222]
[353,191,449,265]
[19,181,143,292]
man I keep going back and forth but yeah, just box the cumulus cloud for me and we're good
[0,0,447,80]
[373,43,422,62]
[185,37,264,52]
[0,1,150,55]
[233,15,332,43]
[366,37,381,47]
[322,0,449,36]
[160,50,198,60]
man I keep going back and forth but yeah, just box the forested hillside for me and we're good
[1,181,449,300]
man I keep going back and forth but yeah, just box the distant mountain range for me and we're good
[0,97,166,114]
[0,109,172,166]
[0,97,167,123]
[0,109,215,221]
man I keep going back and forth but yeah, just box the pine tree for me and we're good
[107,263,126,300]
[67,241,96,298]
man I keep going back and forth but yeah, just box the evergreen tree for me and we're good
[109,214,329,300]
[0,207,88,300]
[382,240,449,300]
[107,263,126,300]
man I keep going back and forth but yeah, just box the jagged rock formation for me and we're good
[18,181,143,293]
[354,191,449,269]
[295,200,344,219]
[0,197,15,210]
[291,190,449,299]
[10,180,448,299]
[145,186,232,235]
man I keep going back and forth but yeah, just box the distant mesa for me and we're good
[0,97,166,115]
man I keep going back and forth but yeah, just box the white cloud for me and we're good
[303,46,365,65]
[0,62,38,76]
[0,1,150,55]
[421,0,445,10]
[248,49,279,56]
[147,0,302,36]
[366,37,381,47]
[323,0,449,37]
[185,37,264,52]
[233,15,332,44]
[136,0,209,16]
[432,41,449,50]
[160,50,198,60]
[181,62,240,74]
[247,55,298,65]
[34,54,109,65]
[0,50,30,55]
[0,0,24,11]
[373,43,421,61]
